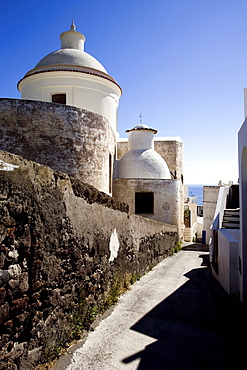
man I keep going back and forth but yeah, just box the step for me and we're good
[183,228,192,242]
[184,231,191,236]
[223,215,240,222]
[183,230,191,237]
[224,209,240,216]
[184,236,192,242]
[222,221,240,229]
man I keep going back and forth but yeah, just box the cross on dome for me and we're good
[70,20,76,31]
[70,19,76,31]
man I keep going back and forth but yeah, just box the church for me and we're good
[0,22,184,237]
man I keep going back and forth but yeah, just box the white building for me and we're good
[238,97,247,302]
[0,22,185,237]
[202,186,220,245]
[114,124,183,238]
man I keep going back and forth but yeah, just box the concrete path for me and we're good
[53,244,247,370]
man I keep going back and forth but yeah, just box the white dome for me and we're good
[126,124,157,133]
[17,23,121,133]
[34,48,107,73]
[117,149,171,179]
[18,22,116,82]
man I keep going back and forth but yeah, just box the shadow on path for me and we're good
[122,250,247,370]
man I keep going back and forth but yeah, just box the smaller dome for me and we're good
[117,149,171,179]
[126,124,157,133]
[132,124,149,129]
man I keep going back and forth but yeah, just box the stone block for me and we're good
[8,272,29,293]
[12,296,29,314]
[8,264,22,278]
[0,287,6,303]
[0,302,9,324]
[0,269,10,286]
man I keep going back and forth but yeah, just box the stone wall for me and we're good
[0,98,116,194]
[154,138,183,180]
[0,151,178,369]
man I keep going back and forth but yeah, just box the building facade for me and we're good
[0,22,184,236]
[114,124,183,237]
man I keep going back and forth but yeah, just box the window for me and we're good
[52,94,66,104]
[135,192,154,214]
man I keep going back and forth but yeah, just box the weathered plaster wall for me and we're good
[217,229,239,295]
[113,178,183,238]
[0,151,178,369]
[238,119,247,301]
[203,186,220,244]
[0,98,115,194]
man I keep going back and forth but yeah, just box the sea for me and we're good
[188,185,203,206]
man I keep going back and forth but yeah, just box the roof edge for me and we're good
[17,68,122,94]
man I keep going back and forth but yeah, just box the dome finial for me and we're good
[139,113,143,124]
[70,19,76,31]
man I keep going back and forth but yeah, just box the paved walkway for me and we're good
[53,244,247,370]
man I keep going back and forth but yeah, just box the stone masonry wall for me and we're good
[0,98,116,194]
[0,151,178,369]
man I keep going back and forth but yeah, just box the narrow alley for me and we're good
[53,244,247,370]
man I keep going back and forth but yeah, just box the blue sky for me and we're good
[0,0,246,185]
